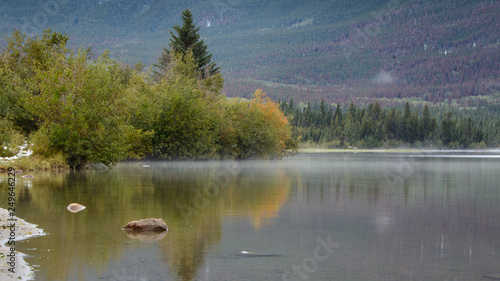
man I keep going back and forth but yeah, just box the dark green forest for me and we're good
[281,99,500,148]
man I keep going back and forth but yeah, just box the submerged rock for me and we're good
[122,218,168,232]
[67,203,86,213]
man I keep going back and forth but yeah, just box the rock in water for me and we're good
[67,203,86,213]
[89,162,109,172]
[122,218,168,232]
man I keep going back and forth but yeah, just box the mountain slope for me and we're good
[1,0,499,106]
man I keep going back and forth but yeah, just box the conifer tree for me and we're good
[156,9,219,78]
[319,99,326,126]
[441,111,454,146]
[333,103,342,123]
[348,103,357,120]
[421,104,433,140]
[370,101,382,121]
[402,102,411,142]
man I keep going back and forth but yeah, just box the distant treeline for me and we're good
[280,99,500,149]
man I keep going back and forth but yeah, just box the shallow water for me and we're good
[1,152,500,281]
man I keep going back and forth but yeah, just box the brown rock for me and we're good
[122,218,168,232]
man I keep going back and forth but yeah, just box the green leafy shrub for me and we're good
[0,118,25,157]
[25,50,135,169]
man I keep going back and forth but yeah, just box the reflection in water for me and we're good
[0,153,499,280]
[2,161,290,281]
[124,231,167,242]
[282,154,500,281]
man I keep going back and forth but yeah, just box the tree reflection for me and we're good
[10,161,291,281]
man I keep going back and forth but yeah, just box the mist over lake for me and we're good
[2,151,500,280]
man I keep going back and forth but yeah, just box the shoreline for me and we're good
[2,148,500,173]
[0,207,45,280]
[298,148,500,153]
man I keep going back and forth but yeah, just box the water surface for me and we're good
[2,152,500,281]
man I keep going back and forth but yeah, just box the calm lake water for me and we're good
[2,152,500,281]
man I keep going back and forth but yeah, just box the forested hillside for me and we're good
[0,0,499,106]
[222,0,500,106]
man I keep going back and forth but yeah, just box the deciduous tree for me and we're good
[25,50,136,169]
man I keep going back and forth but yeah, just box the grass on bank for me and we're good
[0,153,69,172]
[1,133,69,171]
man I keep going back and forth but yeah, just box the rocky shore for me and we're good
[0,207,45,280]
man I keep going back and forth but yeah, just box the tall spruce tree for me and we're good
[156,9,219,79]
[421,104,433,140]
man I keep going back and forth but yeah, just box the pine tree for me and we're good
[370,101,382,121]
[348,103,357,120]
[319,99,326,126]
[441,111,454,146]
[402,102,411,142]
[325,106,333,127]
[360,114,373,140]
[288,98,294,112]
[156,9,219,78]
[385,108,397,139]
[342,114,358,146]
[407,113,420,144]
[333,103,343,124]
[421,104,435,141]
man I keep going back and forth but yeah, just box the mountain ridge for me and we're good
[1,0,498,105]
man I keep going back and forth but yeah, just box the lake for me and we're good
[2,151,500,281]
